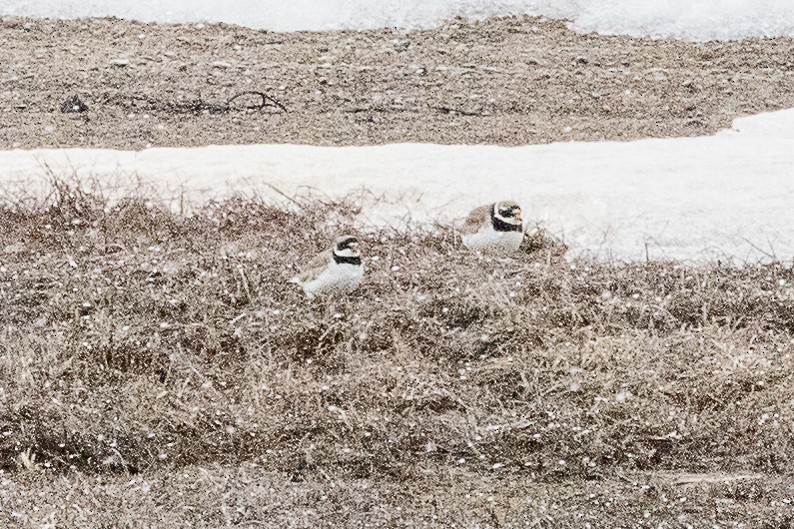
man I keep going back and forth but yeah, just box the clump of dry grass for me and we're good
[1,181,794,526]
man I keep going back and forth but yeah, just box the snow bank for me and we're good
[3,109,794,263]
[3,0,794,41]
[569,0,794,41]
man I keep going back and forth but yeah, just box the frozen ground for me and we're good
[3,0,794,40]
[3,109,793,263]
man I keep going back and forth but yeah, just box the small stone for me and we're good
[211,61,232,69]
[109,58,129,67]
[4,243,24,254]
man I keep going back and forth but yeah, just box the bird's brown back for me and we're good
[459,204,492,235]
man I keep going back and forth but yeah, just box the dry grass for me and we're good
[1,182,794,527]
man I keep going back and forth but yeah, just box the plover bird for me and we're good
[460,200,524,252]
[289,235,364,300]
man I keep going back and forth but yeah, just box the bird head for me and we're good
[494,200,522,225]
[334,235,361,257]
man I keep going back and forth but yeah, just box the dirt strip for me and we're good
[2,15,794,149]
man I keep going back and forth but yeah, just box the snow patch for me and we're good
[3,108,794,263]
[3,0,794,41]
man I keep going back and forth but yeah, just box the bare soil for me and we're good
[2,16,794,149]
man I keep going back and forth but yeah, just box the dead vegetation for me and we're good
[1,183,794,527]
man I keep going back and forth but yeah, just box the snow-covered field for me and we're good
[3,0,794,40]
[3,109,793,263]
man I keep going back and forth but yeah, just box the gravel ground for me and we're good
[2,15,794,149]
